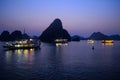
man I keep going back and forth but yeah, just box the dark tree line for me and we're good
[0,30,30,41]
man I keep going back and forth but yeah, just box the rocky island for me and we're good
[39,18,71,43]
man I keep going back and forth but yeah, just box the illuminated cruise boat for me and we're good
[101,40,114,43]
[3,39,41,50]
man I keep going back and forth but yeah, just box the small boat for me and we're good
[3,39,41,50]
[92,46,95,50]
[101,40,114,43]
[87,39,94,43]
[54,39,68,43]
[54,39,68,46]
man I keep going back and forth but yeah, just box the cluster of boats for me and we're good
[87,39,114,46]
[3,38,114,50]
[3,38,68,50]
[87,39,114,43]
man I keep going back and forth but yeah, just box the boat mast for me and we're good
[22,28,25,41]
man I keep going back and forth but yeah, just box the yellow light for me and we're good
[17,49,21,54]
[15,44,21,47]
[102,43,114,46]
[22,40,27,44]
[56,43,68,46]
[19,41,22,44]
[102,40,114,43]
[55,39,68,43]
[30,48,33,51]
[24,49,28,54]
[56,43,61,46]
[88,40,94,43]
[30,48,34,54]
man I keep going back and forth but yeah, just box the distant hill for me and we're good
[39,18,71,43]
[71,35,87,41]
[89,32,120,40]
[89,32,109,40]
[0,30,30,41]
[71,35,80,41]
[0,31,11,41]
[109,34,120,40]
[0,30,120,42]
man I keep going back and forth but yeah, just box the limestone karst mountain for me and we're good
[39,18,71,42]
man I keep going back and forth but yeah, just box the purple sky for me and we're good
[0,0,120,37]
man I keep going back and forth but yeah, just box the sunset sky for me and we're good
[0,0,120,37]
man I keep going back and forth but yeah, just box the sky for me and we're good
[0,0,120,37]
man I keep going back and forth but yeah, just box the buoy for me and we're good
[92,46,94,50]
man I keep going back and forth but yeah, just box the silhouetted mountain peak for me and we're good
[39,18,71,42]
[48,18,63,30]
[92,32,104,36]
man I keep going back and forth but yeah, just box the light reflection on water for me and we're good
[56,43,68,47]
[0,41,120,80]
[5,49,35,65]
[102,43,114,46]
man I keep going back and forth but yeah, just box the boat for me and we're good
[101,40,114,43]
[87,39,94,43]
[54,39,68,46]
[54,39,68,43]
[3,39,41,50]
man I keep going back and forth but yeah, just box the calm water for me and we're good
[0,41,120,80]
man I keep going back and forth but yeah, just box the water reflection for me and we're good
[5,49,35,65]
[1,41,120,80]
[102,43,114,46]
[56,43,68,47]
